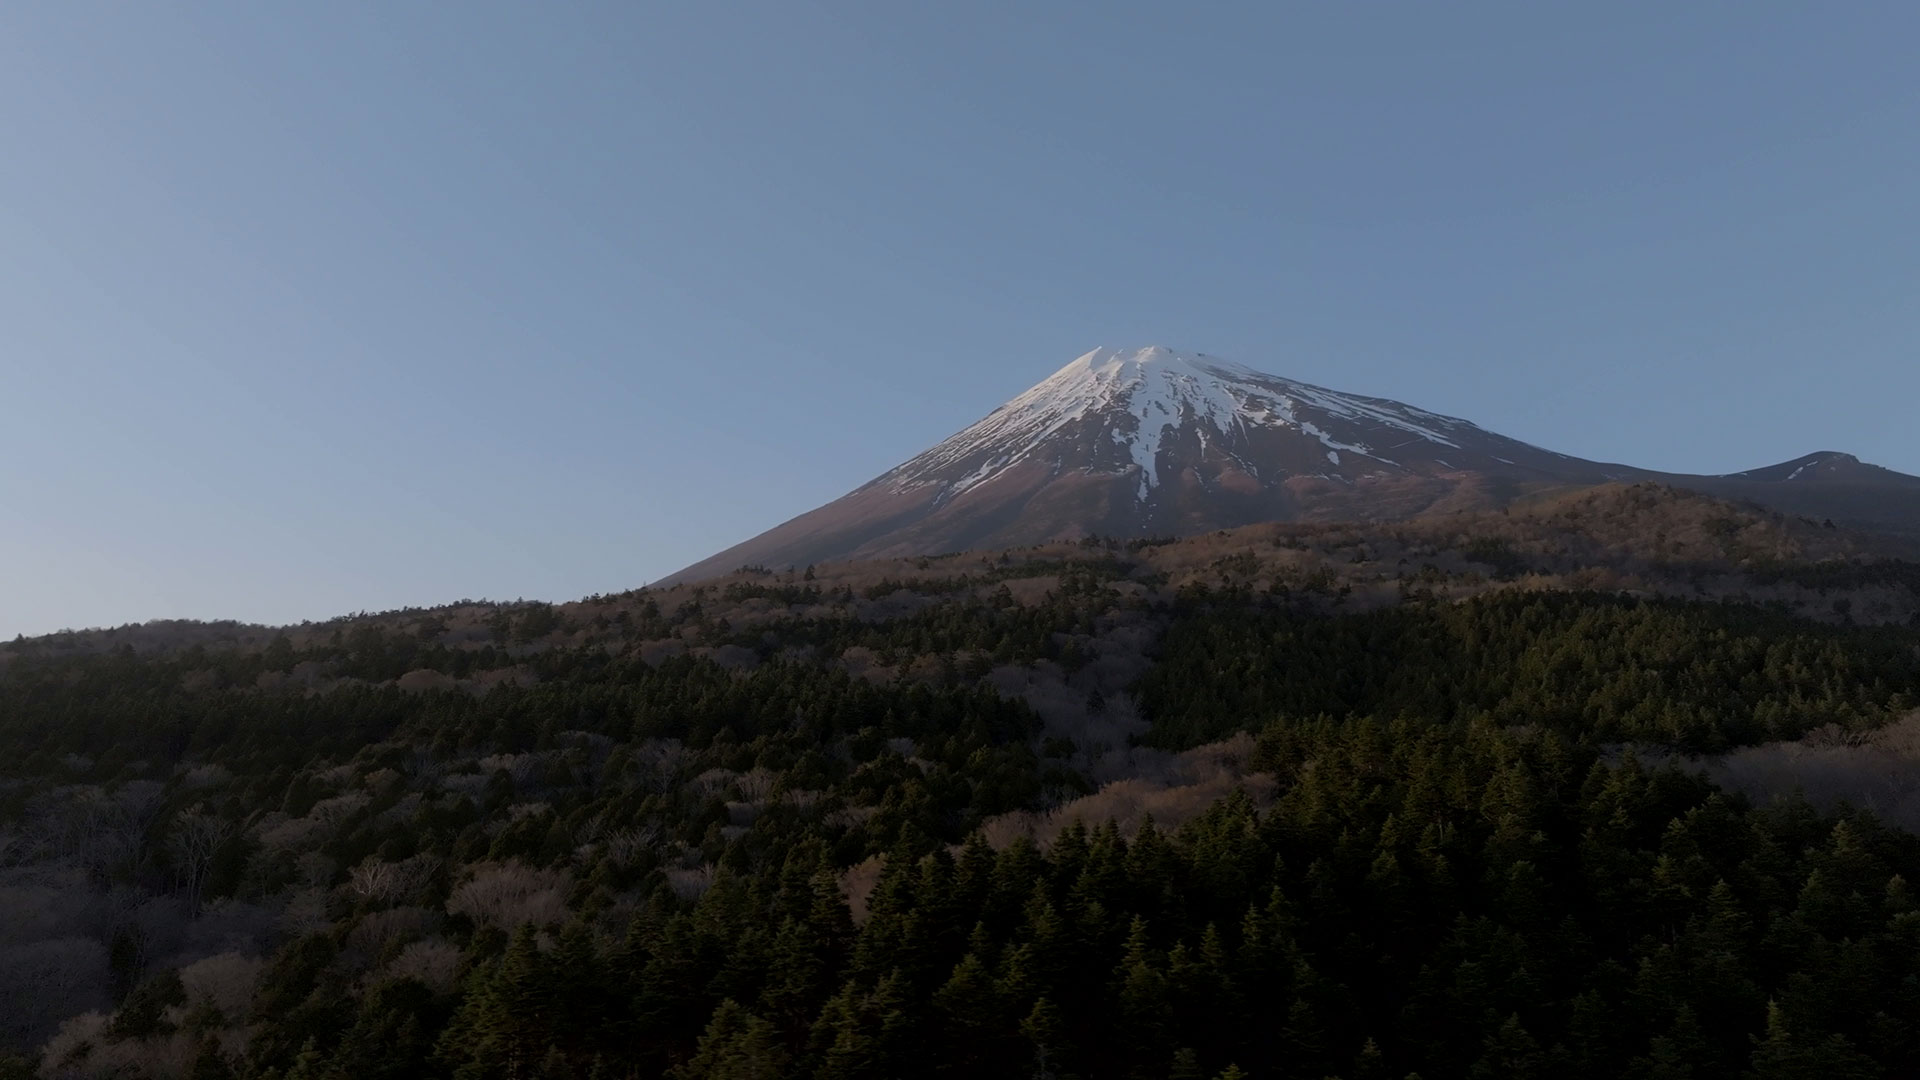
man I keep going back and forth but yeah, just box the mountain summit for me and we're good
[662,347,1919,582]
[878,346,1603,504]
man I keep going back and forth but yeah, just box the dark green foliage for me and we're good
[6,575,1920,1077]
[1140,590,1920,750]
[329,979,446,1080]
[245,720,1918,1079]
[671,1000,786,1080]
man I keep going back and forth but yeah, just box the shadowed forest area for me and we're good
[6,489,1920,1079]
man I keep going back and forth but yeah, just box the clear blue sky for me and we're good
[4,4,1916,638]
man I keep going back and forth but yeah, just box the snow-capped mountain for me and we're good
[877,346,1611,503]
[662,347,1919,582]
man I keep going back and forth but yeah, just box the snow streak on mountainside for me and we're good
[876,347,1526,503]
[659,346,1920,585]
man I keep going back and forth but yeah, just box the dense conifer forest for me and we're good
[6,490,1920,1079]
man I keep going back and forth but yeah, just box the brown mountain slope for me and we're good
[663,348,1920,584]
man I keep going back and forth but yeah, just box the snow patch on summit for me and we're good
[882,346,1489,503]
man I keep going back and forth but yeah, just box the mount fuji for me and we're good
[663,347,1920,582]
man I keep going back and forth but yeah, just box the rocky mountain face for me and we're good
[664,347,1920,582]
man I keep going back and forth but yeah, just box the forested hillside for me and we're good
[6,487,1920,1079]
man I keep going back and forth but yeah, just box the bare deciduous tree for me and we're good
[347,853,442,905]
[691,768,735,799]
[733,767,779,802]
[0,937,111,1049]
[664,863,717,901]
[445,862,572,929]
[603,823,665,868]
[178,951,265,1019]
[167,809,233,917]
[52,782,166,884]
[382,938,463,993]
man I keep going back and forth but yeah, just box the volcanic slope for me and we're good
[666,346,1920,582]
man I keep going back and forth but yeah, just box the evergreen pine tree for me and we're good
[1019,996,1069,1078]
[671,1000,787,1080]
[1471,1014,1542,1080]
[933,952,1007,1073]
[1746,1001,1879,1080]
[282,1040,327,1080]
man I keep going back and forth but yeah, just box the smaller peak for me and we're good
[1725,450,1872,483]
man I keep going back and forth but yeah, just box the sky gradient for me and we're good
[4,3,1917,638]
